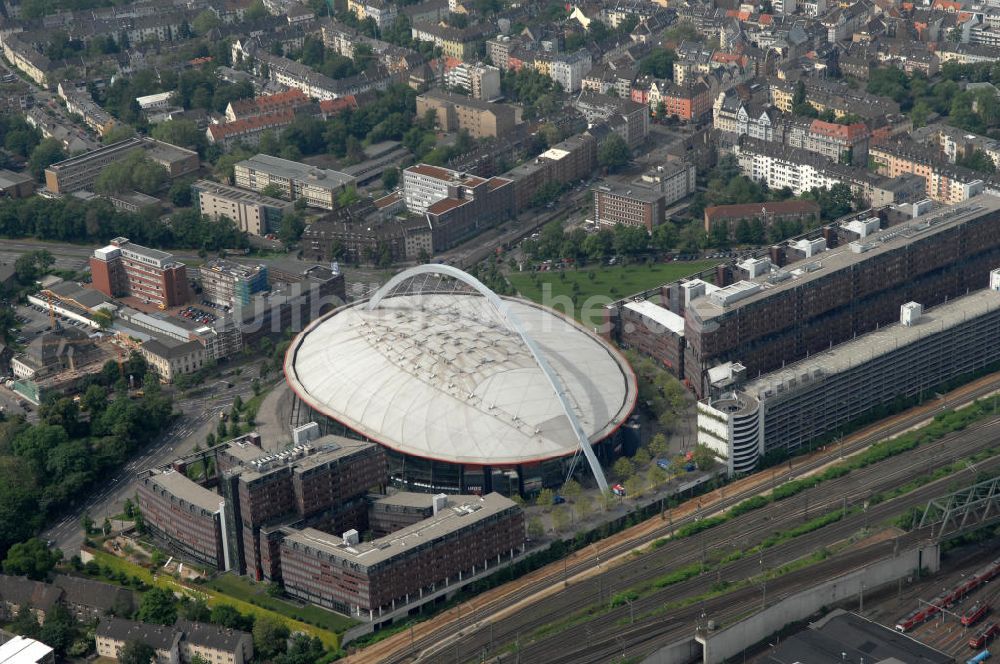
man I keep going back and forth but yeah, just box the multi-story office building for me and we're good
[199,260,269,309]
[89,237,188,308]
[403,164,485,215]
[680,194,1000,396]
[137,434,386,577]
[233,155,356,211]
[699,274,1000,474]
[592,185,666,231]
[279,493,525,618]
[44,138,198,195]
[635,161,697,206]
[416,89,522,139]
[136,469,226,569]
[368,492,436,536]
[192,180,292,237]
[222,437,387,581]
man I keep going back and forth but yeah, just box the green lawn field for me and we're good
[86,549,350,648]
[507,260,719,327]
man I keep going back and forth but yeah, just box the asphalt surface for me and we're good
[41,362,271,553]
[369,376,1000,664]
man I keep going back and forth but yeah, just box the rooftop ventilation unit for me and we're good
[342,529,359,546]
[900,301,922,327]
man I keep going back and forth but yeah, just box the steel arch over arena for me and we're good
[284,265,637,495]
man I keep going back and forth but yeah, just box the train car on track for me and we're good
[963,603,991,628]
[970,623,1000,649]
[897,559,1000,632]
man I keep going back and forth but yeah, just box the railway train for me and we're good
[963,603,992,628]
[970,623,1000,649]
[896,559,1000,632]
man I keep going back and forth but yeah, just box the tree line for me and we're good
[0,356,173,558]
[0,196,248,251]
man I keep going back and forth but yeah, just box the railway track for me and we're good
[373,379,1000,664]
[423,420,1000,663]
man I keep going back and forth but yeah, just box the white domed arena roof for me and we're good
[284,268,636,469]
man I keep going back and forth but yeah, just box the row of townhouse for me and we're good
[869,138,986,204]
[714,88,871,164]
[733,136,927,206]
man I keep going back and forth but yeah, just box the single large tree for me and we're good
[136,587,177,625]
[598,133,631,172]
[2,538,61,580]
[119,641,155,664]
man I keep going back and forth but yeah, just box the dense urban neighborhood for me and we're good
[1,0,1000,662]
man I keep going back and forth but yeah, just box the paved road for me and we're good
[41,363,266,554]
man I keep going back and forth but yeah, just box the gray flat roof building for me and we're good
[689,194,1000,322]
[767,610,953,664]
[282,492,518,569]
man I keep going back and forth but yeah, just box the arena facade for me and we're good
[284,265,638,495]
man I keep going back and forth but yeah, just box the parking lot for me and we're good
[179,305,219,324]
[12,303,93,342]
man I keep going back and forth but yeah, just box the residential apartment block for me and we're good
[548,49,593,92]
[410,21,489,60]
[96,618,252,664]
[89,237,188,307]
[869,139,985,204]
[734,137,923,206]
[443,62,501,101]
[233,154,356,210]
[505,132,597,209]
[225,89,312,122]
[192,180,293,236]
[347,0,397,29]
[703,200,821,239]
[206,109,298,149]
[416,89,521,139]
[572,92,649,149]
[402,163,515,250]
